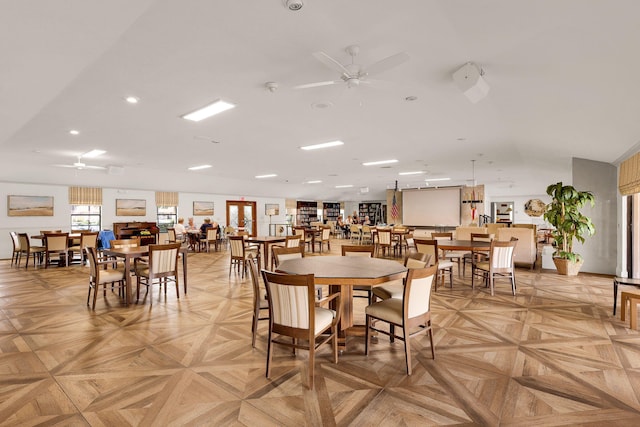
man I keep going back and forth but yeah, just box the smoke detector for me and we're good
[285,0,303,11]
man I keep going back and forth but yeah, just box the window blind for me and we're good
[155,191,178,207]
[619,152,640,196]
[68,187,103,205]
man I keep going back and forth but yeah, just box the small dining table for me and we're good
[245,235,286,269]
[277,256,407,350]
[103,245,188,305]
[437,239,491,252]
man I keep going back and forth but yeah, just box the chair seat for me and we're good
[445,251,468,259]
[97,268,125,284]
[366,298,403,325]
[315,307,336,334]
[438,260,454,269]
[372,281,403,300]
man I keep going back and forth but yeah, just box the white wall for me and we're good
[1,182,285,259]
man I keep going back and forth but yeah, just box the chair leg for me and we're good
[266,330,274,378]
[404,326,412,375]
[308,345,315,389]
[365,315,371,355]
[427,320,435,359]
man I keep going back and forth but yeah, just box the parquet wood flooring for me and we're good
[1,241,639,426]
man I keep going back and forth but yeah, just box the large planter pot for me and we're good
[553,257,584,276]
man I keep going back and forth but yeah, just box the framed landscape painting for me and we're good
[7,195,54,216]
[265,203,279,215]
[193,201,214,216]
[116,199,146,216]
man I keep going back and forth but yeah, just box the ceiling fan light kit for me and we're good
[452,62,490,103]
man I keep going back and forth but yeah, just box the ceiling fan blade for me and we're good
[83,165,106,170]
[53,164,75,168]
[312,51,350,77]
[294,80,342,90]
[362,51,410,77]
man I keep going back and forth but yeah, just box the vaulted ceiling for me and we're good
[1,0,639,201]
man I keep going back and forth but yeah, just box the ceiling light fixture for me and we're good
[188,164,212,171]
[255,174,277,179]
[82,149,106,158]
[125,96,139,104]
[69,130,79,135]
[399,171,424,176]
[335,184,353,188]
[362,159,398,166]
[181,99,236,122]
[424,177,451,182]
[306,180,322,184]
[300,140,344,150]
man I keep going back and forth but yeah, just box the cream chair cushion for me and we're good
[455,226,488,240]
[496,227,536,268]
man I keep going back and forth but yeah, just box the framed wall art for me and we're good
[7,195,54,216]
[116,199,146,216]
[193,201,214,216]
[265,203,279,215]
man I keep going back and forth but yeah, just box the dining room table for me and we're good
[277,256,407,350]
[245,235,286,269]
[437,239,491,252]
[102,245,188,305]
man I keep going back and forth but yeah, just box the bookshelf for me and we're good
[323,202,341,222]
[296,201,318,226]
[359,202,384,224]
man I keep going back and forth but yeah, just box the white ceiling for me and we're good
[2,0,640,201]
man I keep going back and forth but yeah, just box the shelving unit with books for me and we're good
[323,202,341,222]
[296,201,318,226]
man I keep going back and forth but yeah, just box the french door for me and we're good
[226,201,257,236]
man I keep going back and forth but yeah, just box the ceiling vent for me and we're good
[285,0,303,11]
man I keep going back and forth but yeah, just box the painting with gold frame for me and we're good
[116,199,146,216]
[193,201,214,216]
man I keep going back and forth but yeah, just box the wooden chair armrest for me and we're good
[315,291,342,322]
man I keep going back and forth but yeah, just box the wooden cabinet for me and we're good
[113,221,159,246]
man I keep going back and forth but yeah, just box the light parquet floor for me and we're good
[1,241,640,426]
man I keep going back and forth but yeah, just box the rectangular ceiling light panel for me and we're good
[300,140,344,150]
[181,99,236,122]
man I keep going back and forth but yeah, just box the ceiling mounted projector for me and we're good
[286,0,303,11]
[452,62,490,103]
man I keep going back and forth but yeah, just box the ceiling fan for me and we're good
[295,45,410,90]
[54,155,106,170]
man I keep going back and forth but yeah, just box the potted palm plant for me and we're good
[543,182,595,275]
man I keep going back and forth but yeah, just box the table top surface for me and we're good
[104,245,187,256]
[436,239,491,250]
[277,256,407,284]
[246,236,287,243]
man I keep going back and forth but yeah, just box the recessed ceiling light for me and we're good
[301,140,344,150]
[125,96,139,104]
[188,164,212,171]
[181,99,236,122]
[335,184,353,188]
[82,149,106,158]
[255,174,277,179]
[306,180,322,184]
[399,171,424,176]
[362,159,398,166]
[69,130,79,135]
[425,177,451,182]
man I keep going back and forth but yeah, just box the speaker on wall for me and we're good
[452,62,490,103]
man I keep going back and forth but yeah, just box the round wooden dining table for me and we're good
[277,256,407,350]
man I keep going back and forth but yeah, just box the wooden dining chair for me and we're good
[17,233,45,269]
[247,253,269,348]
[270,234,302,269]
[375,228,398,258]
[472,238,518,296]
[342,244,376,302]
[109,237,141,249]
[68,231,99,265]
[365,265,437,375]
[431,232,466,275]
[9,231,21,267]
[205,227,219,252]
[414,239,453,290]
[86,247,126,309]
[314,226,331,253]
[135,243,181,304]
[229,236,260,278]
[43,232,70,268]
[372,252,431,302]
[462,233,493,276]
[262,270,341,389]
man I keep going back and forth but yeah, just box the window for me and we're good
[157,206,177,233]
[71,205,101,231]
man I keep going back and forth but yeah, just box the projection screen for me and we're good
[402,187,462,227]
